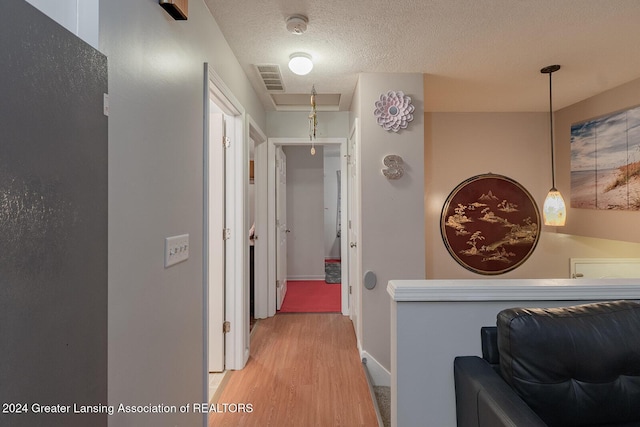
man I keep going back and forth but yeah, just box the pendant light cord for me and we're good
[548,70,556,190]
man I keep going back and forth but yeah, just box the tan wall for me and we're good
[556,77,640,243]
[424,110,640,279]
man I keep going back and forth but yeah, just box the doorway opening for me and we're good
[275,144,343,313]
[255,137,349,319]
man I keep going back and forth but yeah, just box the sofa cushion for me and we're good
[497,300,640,427]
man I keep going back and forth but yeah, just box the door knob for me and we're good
[350,242,357,248]
[285,229,291,233]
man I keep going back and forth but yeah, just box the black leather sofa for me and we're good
[454,300,640,427]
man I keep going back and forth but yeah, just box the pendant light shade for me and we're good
[543,188,566,226]
[541,65,566,226]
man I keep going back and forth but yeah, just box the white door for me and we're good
[347,123,362,339]
[208,111,225,372]
[253,141,268,318]
[275,146,288,310]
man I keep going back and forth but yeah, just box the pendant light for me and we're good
[309,85,317,155]
[541,65,566,226]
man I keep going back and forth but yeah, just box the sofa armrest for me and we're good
[454,356,547,427]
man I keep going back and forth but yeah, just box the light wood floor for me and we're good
[209,313,378,427]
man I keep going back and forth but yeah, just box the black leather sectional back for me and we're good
[498,300,640,426]
[454,300,640,427]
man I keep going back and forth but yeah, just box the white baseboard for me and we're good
[361,351,390,387]
[287,275,325,281]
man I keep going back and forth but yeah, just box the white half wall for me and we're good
[389,279,640,427]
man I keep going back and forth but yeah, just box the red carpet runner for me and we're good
[279,280,341,313]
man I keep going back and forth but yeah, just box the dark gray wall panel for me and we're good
[0,1,108,426]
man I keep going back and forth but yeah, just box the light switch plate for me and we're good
[165,234,189,267]
[103,93,109,116]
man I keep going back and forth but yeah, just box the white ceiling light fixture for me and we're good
[288,52,313,75]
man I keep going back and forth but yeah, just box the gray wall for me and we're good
[284,146,325,280]
[0,1,107,425]
[99,0,264,425]
[324,151,342,259]
[267,111,350,138]
[355,73,426,372]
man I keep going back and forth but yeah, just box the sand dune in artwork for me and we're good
[572,167,640,210]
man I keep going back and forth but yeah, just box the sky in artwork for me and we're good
[571,105,640,172]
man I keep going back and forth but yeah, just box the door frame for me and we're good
[252,125,269,319]
[206,111,225,373]
[275,146,288,310]
[203,64,255,383]
[262,137,349,317]
[347,119,363,348]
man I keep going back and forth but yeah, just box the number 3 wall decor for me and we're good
[382,155,404,179]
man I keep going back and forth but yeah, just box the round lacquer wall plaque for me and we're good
[440,173,540,275]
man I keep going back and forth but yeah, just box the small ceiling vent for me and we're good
[255,64,285,92]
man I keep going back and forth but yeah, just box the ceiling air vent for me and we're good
[255,64,285,92]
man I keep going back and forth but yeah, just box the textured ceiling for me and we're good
[203,0,640,112]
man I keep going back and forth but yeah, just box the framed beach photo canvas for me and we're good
[571,105,640,210]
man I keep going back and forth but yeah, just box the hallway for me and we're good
[209,313,378,426]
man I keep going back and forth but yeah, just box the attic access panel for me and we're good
[270,93,341,111]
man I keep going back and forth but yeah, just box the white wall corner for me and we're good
[361,350,391,387]
[25,0,99,50]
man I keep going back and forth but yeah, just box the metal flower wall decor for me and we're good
[374,90,415,132]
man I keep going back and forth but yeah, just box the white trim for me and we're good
[265,138,349,318]
[361,351,391,387]
[251,119,269,320]
[208,69,242,116]
[287,275,326,281]
[269,137,345,146]
[266,140,277,317]
[204,64,248,372]
[225,111,247,370]
[206,111,225,373]
[202,64,212,422]
[339,139,349,315]
[347,119,362,335]
[248,115,267,145]
[387,278,640,302]
[570,257,640,279]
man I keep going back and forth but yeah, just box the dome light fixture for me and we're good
[288,53,313,75]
